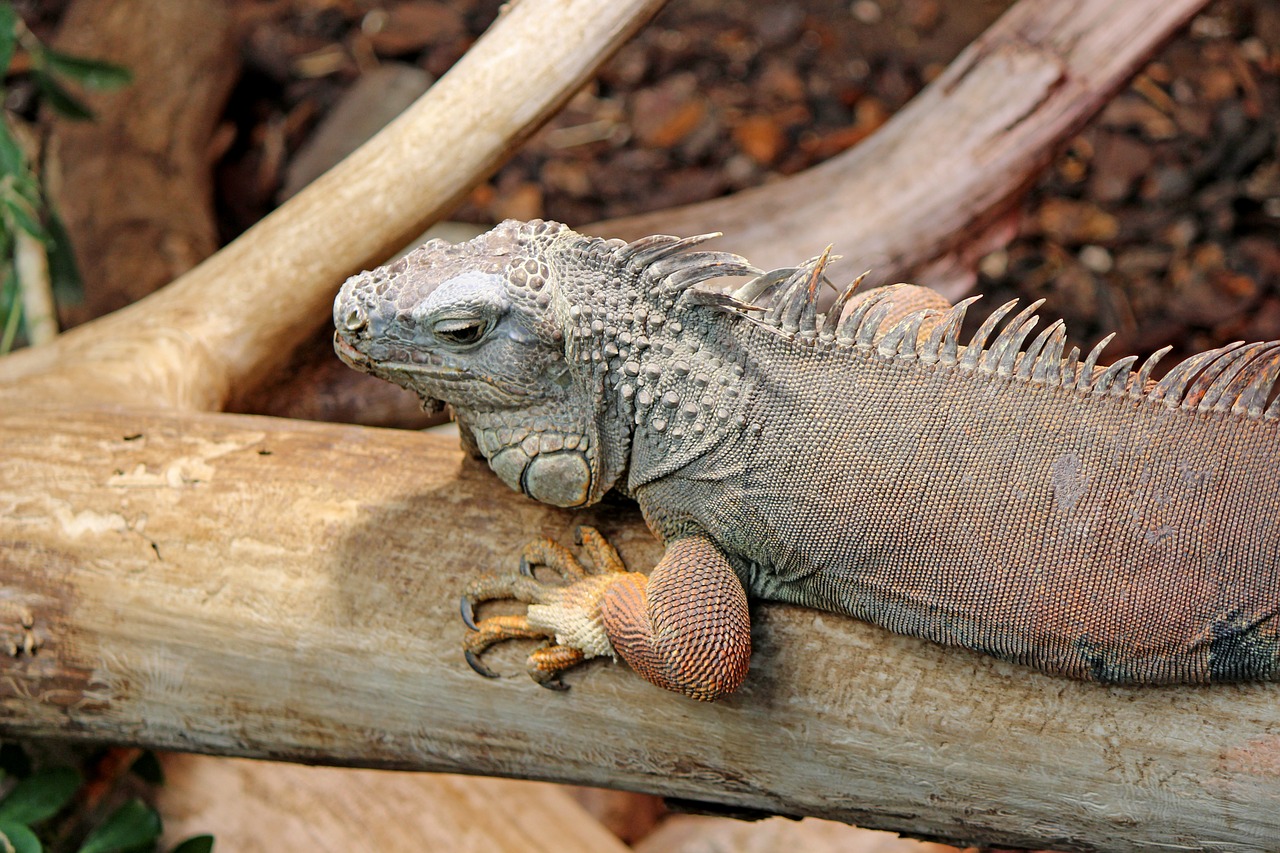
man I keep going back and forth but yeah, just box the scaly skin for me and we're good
[334,219,1280,700]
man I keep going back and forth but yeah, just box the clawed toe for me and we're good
[464,648,498,678]
[460,529,633,690]
[575,526,627,574]
[519,537,587,581]
[460,609,588,689]
[461,612,555,679]
[460,593,480,630]
[529,644,586,690]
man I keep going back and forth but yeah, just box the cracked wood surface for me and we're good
[2,408,1279,852]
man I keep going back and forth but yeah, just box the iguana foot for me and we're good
[460,526,645,690]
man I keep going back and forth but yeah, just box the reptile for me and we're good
[333,218,1280,701]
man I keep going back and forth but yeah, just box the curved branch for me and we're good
[0,0,666,410]
[591,0,1209,295]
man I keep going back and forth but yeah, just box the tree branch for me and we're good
[591,0,1209,296]
[1,408,1277,852]
[2,0,1273,849]
[0,0,667,410]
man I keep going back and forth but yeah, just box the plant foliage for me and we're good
[0,3,132,353]
[0,745,213,853]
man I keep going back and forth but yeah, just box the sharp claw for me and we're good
[537,676,570,691]
[572,525,585,545]
[460,595,479,631]
[518,556,534,577]
[464,648,499,678]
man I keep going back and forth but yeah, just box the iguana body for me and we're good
[334,219,1280,699]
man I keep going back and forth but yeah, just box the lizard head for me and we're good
[335,219,757,508]
[334,220,603,507]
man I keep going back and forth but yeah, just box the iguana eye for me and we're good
[433,317,492,347]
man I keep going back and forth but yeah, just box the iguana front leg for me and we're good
[461,527,751,700]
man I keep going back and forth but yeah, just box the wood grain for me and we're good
[2,408,1276,852]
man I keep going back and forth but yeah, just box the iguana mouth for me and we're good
[334,330,530,404]
[333,332,372,372]
[334,332,456,377]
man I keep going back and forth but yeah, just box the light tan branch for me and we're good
[1,408,1277,852]
[0,0,666,410]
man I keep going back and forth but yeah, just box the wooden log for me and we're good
[0,0,667,411]
[154,755,630,853]
[591,0,1211,296]
[2,408,1277,852]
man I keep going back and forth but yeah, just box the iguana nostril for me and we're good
[343,305,367,331]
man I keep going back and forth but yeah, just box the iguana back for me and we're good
[640,302,1280,684]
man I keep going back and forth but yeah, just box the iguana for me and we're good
[333,219,1280,700]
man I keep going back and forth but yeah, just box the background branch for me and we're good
[0,0,667,410]
[593,0,1209,296]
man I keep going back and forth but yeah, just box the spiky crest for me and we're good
[609,233,760,297]
[693,260,1280,423]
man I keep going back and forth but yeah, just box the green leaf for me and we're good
[78,800,161,853]
[0,820,43,853]
[0,767,81,825]
[7,172,42,211]
[0,120,26,176]
[38,49,131,90]
[3,196,45,241]
[0,5,18,79]
[35,75,95,121]
[43,208,83,304]
[169,836,213,853]
[127,752,163,787]
[0,265,21,355]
